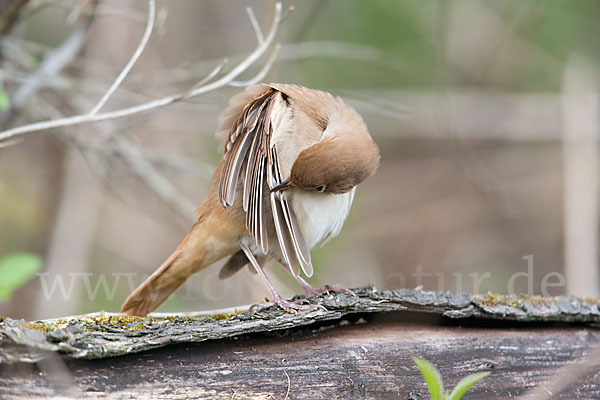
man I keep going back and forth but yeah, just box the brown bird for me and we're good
[121,83,380,316]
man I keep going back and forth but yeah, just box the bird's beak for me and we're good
[270,179,294,193]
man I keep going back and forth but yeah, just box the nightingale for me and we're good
[121,83,380,316]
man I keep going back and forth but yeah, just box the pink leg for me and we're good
[276,259,356,298]
[240,243,325,313]
[297,275,356,298]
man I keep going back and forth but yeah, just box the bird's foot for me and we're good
[250,295,326,314]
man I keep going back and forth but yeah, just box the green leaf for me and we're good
[0,253,42,302]
[412,357,444,400]
[0,89,10,111]
[447,372,490,400]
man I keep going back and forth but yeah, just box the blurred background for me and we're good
[1,0,599,320]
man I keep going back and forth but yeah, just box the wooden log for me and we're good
[1,286,599,399]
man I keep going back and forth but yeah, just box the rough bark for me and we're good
[1,315,599,399]
[1,286,598,363]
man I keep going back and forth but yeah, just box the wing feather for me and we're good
[279,193,312,273]
[218,86,314,276]
[269,146,314,277]
[220,91,272,207]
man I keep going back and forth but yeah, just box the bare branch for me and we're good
[0,2,285,144]
[171,58,228,102]
[11,22,90,109]
[112,135,197,216]
[90,0,155,115]
[137,150,214,179]
[183,2,283,99]
[229,44,280,87]
[0,138,23,148]
[67,0,96,24]
[246,6,264,44]
[125,40,395,88]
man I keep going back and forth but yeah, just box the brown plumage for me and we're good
[121,83,379,316]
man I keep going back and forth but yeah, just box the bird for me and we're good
[120,83,380,316]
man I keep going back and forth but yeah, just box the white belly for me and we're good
[288,188,356,250]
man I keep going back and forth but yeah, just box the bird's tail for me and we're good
[120,219,202,316]
[120,197,237,317]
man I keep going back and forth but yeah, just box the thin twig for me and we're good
[280,5,295,22]
[112,135,197,217]
[90,0,155,115]
[68,90,198,221]
[11,22,90,109]
[229,44,280,87]
[172,59,228,101]
[125,40,395,88]
[246,6,264,44]
[0,2,285,144]
[0,7,93,132]
[137,150,213,178]
[183,3,284,99]
[67,0,95,24]
[0,138,23,148]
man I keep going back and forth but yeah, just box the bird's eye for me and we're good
[315,185,326,192]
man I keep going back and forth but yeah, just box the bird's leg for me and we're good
[298,275,356,298]
[294,274,322,298]
[239,243,324,313]
[276,259,356,298]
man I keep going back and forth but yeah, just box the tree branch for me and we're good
[0,2,286,144]
[89,0,155,115]
[229,44,280,87]
[246,6,264,45]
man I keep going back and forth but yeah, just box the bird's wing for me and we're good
[268,145,313,277]
[218,86,313,277]
[219,88,274,254]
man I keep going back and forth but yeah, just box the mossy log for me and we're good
[1,286,600,399]
[1,286,598,363]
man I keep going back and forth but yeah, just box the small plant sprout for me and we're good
[412,357,490,400]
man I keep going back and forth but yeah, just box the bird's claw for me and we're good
[304,285,357,298]
[250,297,327,314]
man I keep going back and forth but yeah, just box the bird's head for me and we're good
[272,128,380,195]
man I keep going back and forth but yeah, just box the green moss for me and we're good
[126,322,145,332]
[54,315,148,333]
[24,320,67,333]
[209,311,241,321]
[104,315,143,325]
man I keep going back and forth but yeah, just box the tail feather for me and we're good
[121,220,202,317]
[120,249,187,317]
[121,189,245,316]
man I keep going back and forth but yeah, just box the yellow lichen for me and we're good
[23,319,71,332]
[522,296,552,308]
[479,293,557,309]
[584,297,599,305]
[480,293,519,307]
[210,311,241,321]
[25,321,50,332]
